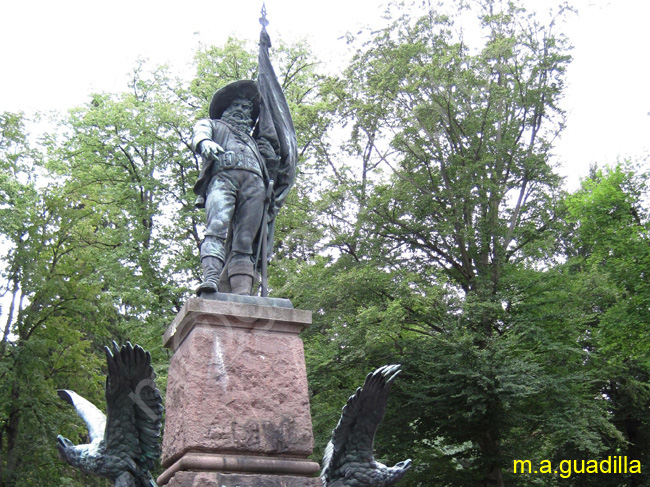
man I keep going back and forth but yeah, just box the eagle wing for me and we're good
[103,342,163,472]
[321,364,402,483]
[57,389,106,443]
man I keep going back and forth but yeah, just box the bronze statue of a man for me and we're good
[192,17,297,298]
[192,80,280,296]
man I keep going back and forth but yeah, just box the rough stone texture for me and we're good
[165,471,322,487]
[161,298,316,470]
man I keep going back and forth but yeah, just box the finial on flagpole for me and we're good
[259,2,269,28]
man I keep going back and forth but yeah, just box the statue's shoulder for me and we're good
[212,119,230,129]
[209,119,233,141]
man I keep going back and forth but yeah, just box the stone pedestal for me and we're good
[158,297,321,487]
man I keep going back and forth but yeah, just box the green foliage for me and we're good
[1,111,109,486]
[1,5,649,487]
[568,163,650,362]
[564,162,650,486]
[278,1,646,486]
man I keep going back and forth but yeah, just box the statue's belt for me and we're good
[213,151,262,176]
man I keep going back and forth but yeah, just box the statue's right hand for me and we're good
[199,140,225,160]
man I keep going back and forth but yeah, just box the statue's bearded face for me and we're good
[222,97,254,131]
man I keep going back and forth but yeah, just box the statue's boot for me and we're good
[197,256,223,295]
[228,260,255,296]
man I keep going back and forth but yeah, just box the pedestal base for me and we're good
[164,470,322,487]
[158,452,321,486]
[158,298,320,486]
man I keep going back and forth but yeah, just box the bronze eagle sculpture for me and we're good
[321,364,412,487]
[56,342,163,487]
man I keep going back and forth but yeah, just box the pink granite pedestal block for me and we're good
[158,298,321,487]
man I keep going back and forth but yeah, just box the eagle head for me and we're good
[394,459,412,471]
[386,458,412,485]
[56,435,76,461]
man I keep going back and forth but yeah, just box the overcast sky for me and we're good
[1,0,649,190]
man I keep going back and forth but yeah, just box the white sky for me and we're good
[1,0,649,190]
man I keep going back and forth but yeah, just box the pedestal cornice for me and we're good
[163,297,312,351]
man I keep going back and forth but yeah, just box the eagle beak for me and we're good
[57,435,73,449]
[396,459,412,470]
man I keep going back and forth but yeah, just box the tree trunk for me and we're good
[2,383,20,487]
[483,465,504,487]
[478,431,504,487]
[0,278,19,359]
[0,426,4,487]
[624,418,646,487]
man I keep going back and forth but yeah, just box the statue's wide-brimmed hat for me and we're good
[209,80,261,122]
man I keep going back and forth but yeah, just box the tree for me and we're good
[0,111,109,486]
[275,2,627,485]
[0,60,195,486]
[568,163,650,364]
[566,162,650,487]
